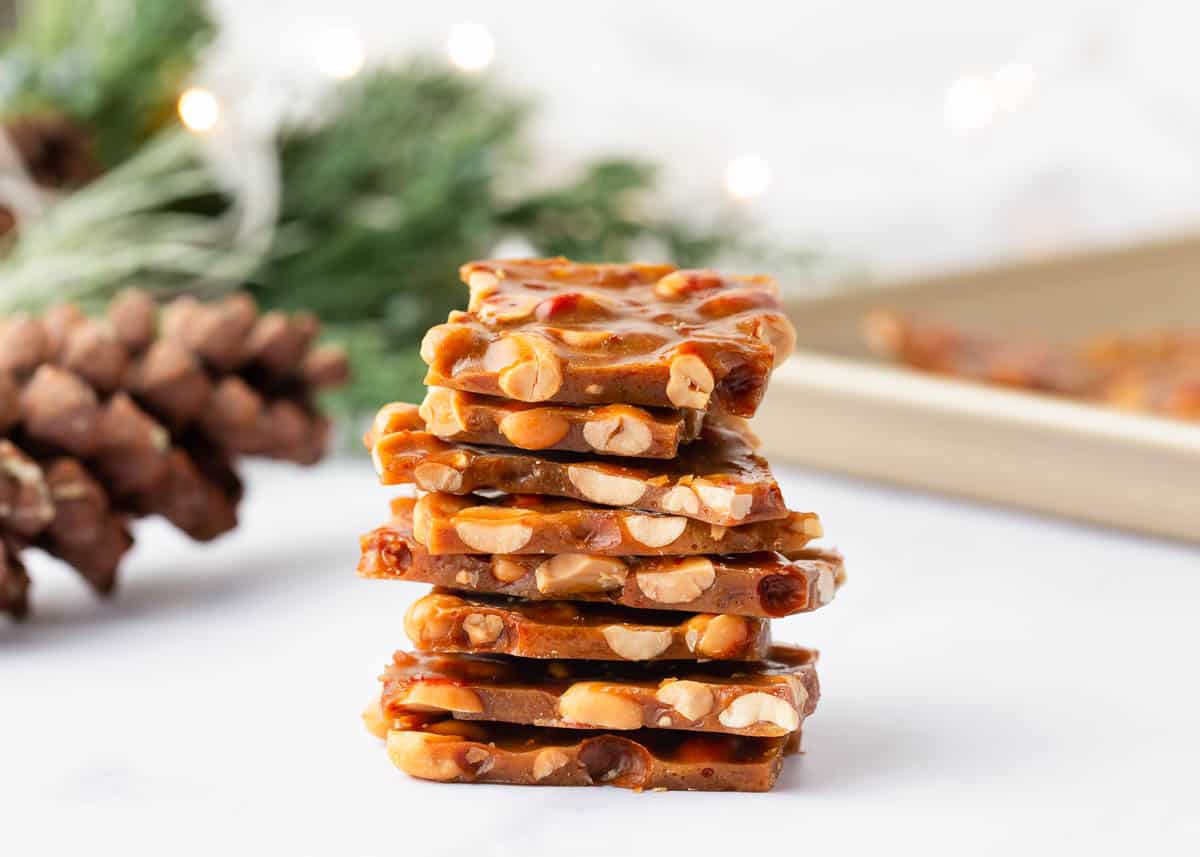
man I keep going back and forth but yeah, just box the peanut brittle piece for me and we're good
[383,716,790,791]
[1101,363,1200,419]
[401,493,821,557]
[379,645,819,737]
[416,387,703,459]
[867,313,1200,421]
[420,258,797,417]
[405,590,771,661]
[865,311,1101,395]
[366,402,786,526]
[360,525,843,617]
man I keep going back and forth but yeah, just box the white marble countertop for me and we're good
[4,458,1197,856]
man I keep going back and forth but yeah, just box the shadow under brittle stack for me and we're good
[359,258,845,792]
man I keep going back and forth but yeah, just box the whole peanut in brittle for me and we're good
[400,494,821,557]
[359,525,843,617]
[405,590,771,661]
[379,646,819,738]
[382,715,790,791]
[420,258,797,417]
[415,387,703,458]
[366,402,786,526]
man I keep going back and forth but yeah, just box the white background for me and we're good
[6,4,1200,852]
[207,0,1200,278]
[4,459,1198,855]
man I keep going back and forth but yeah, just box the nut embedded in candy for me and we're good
[623,515,686,549]
[666,353,715,409]
[418,387,467,437]
[494,334,564,402]
[655,680,715,722]
[566,466,647,506]
[412,462,463,493]
[399,682,485,714]
[693,482,752,522]
[558,683,643,729]
[532,748,570,780]
[601,626,674,660]
[534,554,628,596]
[452,511,533,554]
[582,413,653,456]
[660,485,700,515]
[634,558,716,604]
[462,613,504,645]
[686,614,752,659]
[498,409,570,449]
[716,692,801,732]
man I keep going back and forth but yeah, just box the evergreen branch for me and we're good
[0,0,214,165]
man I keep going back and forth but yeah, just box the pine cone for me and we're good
[3,113,102,191]
[0,290,348,618]
[0,112,103,238]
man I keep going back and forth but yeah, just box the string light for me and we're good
[316,27,365,80]
[723,153,771,201]
[992,61,1036,112]
[945,62,1038,134]
[944,75,996,133]
[178,87,220,133]
[447,23,494,72]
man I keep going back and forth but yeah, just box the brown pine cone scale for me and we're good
[0,289,347,618]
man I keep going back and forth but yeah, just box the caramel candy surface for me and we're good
[384,716,790,791]
[400,493,821,557]
[404,590,771,661]
[360,526,843,617]
[420,258,796,417]
[416,387,703,459]
[380,646,819,737]
[368,403,786,526]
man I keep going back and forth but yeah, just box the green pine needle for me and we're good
[0,2,805,423]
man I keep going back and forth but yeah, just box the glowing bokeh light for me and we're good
[178,87,220,133]
[723,153,771,201]
[447,23,495,72]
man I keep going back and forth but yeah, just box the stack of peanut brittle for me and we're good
[358,258,845,792]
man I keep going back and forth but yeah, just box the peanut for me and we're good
[660,485,699,516]
[567,465,646,506]
[418,387,466,437]
[635,558,715,604]
[655,680,714,722]
[623,515,686,549]
[581,413,653,456]
[601,626,673,660]
[413,462,463,493]
[716,692,800,732]
[462,612,504,646]
[693,481,752,521]
[535,554,628,595]
[498,408,570,449]
[666,353,714,409]
[493,334,563,401]
[558,683,643,729]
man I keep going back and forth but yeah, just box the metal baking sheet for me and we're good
[756,233,1200,543]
